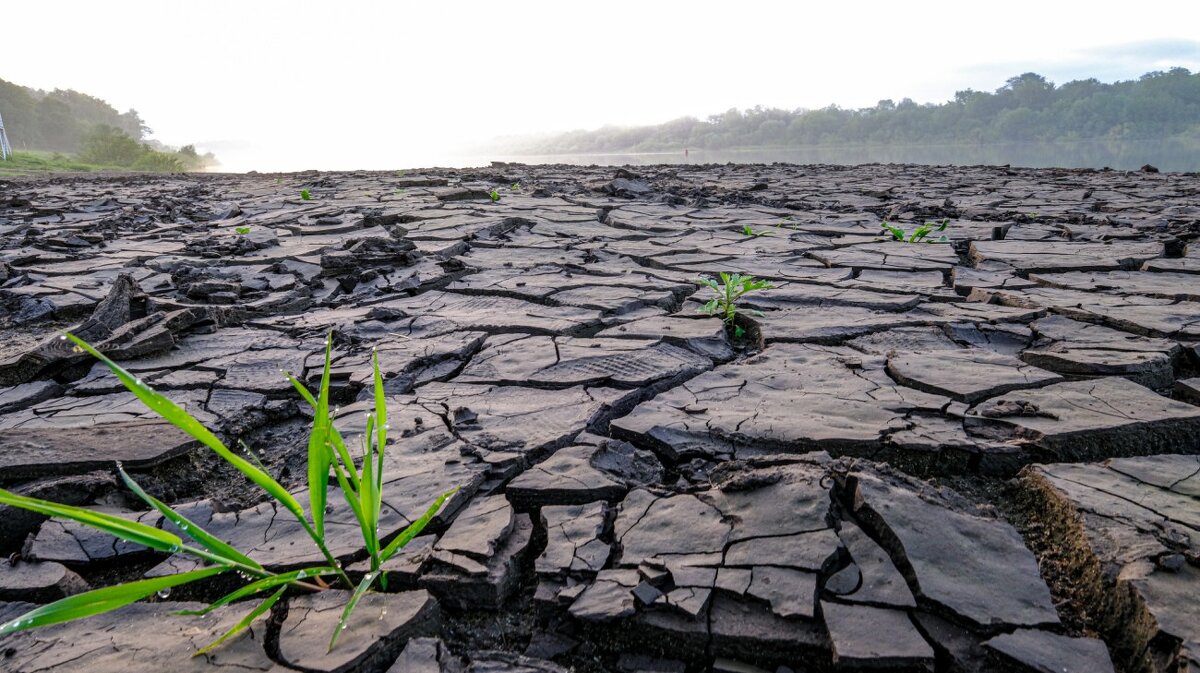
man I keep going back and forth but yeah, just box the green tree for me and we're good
[79,125,145,165]
[34,98,80,152]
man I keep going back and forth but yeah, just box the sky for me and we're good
[6,0,1200,171]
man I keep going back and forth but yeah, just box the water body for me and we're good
[480,139,1200,173]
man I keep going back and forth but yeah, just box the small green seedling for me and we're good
[880,218,950,243]
[696,272,773,339]
[489,189,500,202]
[511,182,521,191]
[300,189,312,200]
[275,178,282,185]
[0,332,455,655]
[235,226,251,235]
[742,225,772,238]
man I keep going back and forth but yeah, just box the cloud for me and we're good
[957,39,1200,91]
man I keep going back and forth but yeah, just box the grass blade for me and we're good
[325,439,372,560]
[880,221,906,241]
[0,567,225,636]
[379,488,458,563]
[326,422,361,493]
[372,351,386,546]
[0,488,183,553]
[177,566,333,616]
[238,440,270,474]
[194,586,286,656]
[64,333,308,524]
[308,332,335,538]
[285,369,360,493]
[117,467,263,573]
[328,571,378,652]
[359,414,379,562]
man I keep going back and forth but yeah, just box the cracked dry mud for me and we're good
[0,163,1198,673]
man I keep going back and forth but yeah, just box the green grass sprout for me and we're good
[0,331,456,655]
[742,225,772,237]
[879,218,950,243]
[300,188,312,200]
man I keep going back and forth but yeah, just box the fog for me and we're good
[7,0,1200,172]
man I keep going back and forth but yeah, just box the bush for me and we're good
[78,125,202,172]
[130,151,184,172]
[78,125,144,166]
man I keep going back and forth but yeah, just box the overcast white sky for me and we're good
[6,1,1200,171]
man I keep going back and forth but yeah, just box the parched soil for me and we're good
[0,163,1198,673]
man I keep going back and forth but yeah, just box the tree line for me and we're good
[0,77,216,170]
[518,69,1200,154]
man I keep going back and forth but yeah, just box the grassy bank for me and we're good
[0,150,130,175]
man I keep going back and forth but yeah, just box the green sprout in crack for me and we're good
[234,227,251,235]
[511,182,521,191]
[696,272,773,339]
[0,332,456,655]
[742,225,772,238]
[489,189,501,202]
[300,189,312,200]
[879,218,950,243]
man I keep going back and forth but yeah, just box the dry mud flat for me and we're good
[0,163,1197,673]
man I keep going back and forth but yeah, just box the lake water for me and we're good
[472,139,1200,173]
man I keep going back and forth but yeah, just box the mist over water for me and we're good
[207,139,1198,174]
[488,140,1199,172]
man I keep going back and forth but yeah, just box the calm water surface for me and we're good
[476,140,1199,172]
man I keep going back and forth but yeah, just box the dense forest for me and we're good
[519,69,1200,154]
[0,76,215,170]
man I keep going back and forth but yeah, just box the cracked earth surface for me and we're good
[0,163,1198,673]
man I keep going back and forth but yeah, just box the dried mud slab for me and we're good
[545,455,1113,671]
[965,378,1200,464]
[275,590,441,673]
[1021,455,1200,673]
[0,600,285,672]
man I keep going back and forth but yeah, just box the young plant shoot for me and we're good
[879,218,950,243]
[696,272,773,339]
[0,332,456,655]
